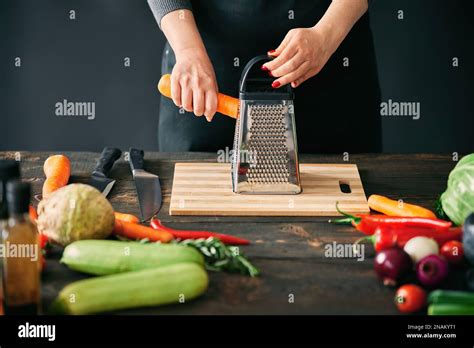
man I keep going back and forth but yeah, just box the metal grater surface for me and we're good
[231,100,301,194]
[231,55,301,194]
[247,104,290,184]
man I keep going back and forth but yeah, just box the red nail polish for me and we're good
[261,65,269,71]
[267,71,273,77]
[272,81,281,89]
[268,50,276,55]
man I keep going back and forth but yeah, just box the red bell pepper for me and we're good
[150,218,250,245]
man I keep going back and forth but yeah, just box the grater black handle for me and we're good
[239,55,273,93]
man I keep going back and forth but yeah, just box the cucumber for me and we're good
[50,262,208,315]
[61,240,204,275]
[428,290,474,306]
[428,304,474,315]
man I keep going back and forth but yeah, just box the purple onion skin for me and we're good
[374,248,412,286]
[416,254,449,287]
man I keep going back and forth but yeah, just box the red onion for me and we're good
[374,248,412,286]
[416,254,449,287]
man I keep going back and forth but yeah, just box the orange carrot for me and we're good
[114,212,140,224]
[368,194,437,219]
[113,220,173,243]
[158,74,239,118]
[29,205,38,222]
[42,155,70,199]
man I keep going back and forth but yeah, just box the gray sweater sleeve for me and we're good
[147,0,192,29]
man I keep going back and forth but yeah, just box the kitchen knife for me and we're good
[88,147,122,197]
[128,148,162,221]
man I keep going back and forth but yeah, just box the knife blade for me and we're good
[128,148,162,221]
[88,147,122,197]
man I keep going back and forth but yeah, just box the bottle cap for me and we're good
[0,160,21,219]
[6,180,31,215]
[0,160,20,181]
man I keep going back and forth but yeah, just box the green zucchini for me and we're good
[428,290,474,306]
[61,240,204,275]
[428,304,474,315]
[50,262,208,315]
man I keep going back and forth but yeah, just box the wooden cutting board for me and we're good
[170,163,369,216]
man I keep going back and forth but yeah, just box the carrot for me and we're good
[113,220,173,243]
[42,155,70,199]
[368,194,437,219]
[29,205,38,222]
[114,212,140,224]
[158,74,239,118]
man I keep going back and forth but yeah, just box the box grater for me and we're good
[231,55,302,194]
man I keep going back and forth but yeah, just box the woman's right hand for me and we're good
[171,48,218,122]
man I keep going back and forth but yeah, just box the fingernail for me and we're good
[268,71,273,77]
[272,81,281,89]
[206,116,212,122]
[261,65,269,71]
[268,50,276,55]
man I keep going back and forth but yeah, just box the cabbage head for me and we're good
[441,153,474,225]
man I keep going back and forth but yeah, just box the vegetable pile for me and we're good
[33,154,259,315]
[333,180,474,314]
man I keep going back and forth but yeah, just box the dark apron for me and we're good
[159,0,381,153]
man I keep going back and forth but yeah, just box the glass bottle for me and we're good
[2,180,40,315]
[0,160,21,315]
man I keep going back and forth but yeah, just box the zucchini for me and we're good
[61,240,204,275]
[50,262,208,315]
[428,304,474,315]
[428,290,474,306]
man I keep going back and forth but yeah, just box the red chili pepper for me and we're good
[150,218,250,245]
[38,233,49,249]
[331,204,452,235]
[355,226,462,252]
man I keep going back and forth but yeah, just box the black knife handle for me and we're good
[129,148,145,171]
[92,147,122,178]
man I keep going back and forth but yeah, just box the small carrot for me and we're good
[368,194,437,219]
[158,74,239,118]
[113,220,173,243]
[42,155,70,199]
[114,212,139,224]
[29,205,38,222]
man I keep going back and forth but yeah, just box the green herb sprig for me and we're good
[175,237,259,277]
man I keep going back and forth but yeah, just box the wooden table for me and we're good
[0,152,466,314]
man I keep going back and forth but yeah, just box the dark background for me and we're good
[0,0,473,153]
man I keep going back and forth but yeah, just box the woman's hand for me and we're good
[262,27,336,89]
[171,48,218,122]
[262,0,369,89]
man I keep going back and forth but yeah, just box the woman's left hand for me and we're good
[262,27,336,89]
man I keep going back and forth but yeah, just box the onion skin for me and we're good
[403,236,439,264]
[374,248,412,287]
[417,254,449,287]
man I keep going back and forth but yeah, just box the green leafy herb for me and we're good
[174,237,259,277]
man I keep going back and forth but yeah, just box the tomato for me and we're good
[395,284,427,313]
[440,240,464,265]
